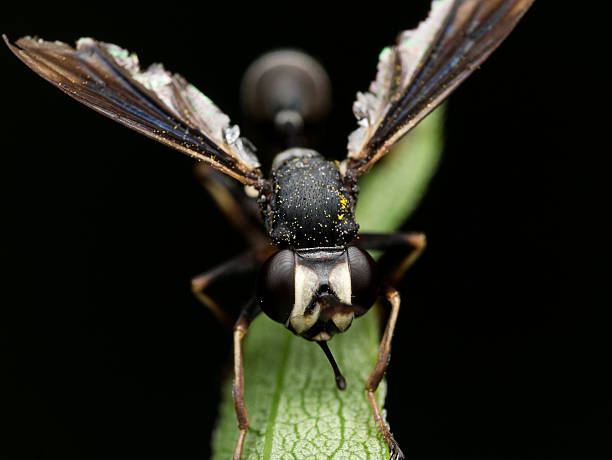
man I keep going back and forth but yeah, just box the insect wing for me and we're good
[4,35,264,187]
[343,0,534,179]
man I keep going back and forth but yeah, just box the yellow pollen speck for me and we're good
[337,214,344,221]
[339,195,348,210]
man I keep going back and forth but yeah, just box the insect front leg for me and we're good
[366,286,404,460]
[358,232,425,459]
[232,299,261,460]
[191,248,273,328]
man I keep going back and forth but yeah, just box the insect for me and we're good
[5,0,533,458]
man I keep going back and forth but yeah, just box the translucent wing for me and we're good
[343,0,534,179]
[4,35,264,188]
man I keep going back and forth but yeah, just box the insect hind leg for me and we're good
[193,164,268,248]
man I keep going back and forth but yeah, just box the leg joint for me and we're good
[384,286,401,305]
[190,275,209,294]
[406,232,427,249]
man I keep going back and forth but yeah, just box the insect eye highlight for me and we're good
[257,249,295,324]
[347,246,378,312]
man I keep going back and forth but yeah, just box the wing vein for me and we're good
[343,0,534,179]
[4,34,264,187]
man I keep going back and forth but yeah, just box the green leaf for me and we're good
[211,105,445,459]
[356,106,445,233]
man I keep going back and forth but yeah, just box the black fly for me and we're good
[4,1,534,458]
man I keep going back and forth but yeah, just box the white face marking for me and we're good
[331,311,354,332]
[289,264,320,333]
[329,260,351,303]
[329,259,354,332]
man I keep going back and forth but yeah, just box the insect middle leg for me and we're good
[191,248,273,328]
[358,231,427,286]
[232,299,261,460]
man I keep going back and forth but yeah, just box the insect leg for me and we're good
[191,248,274,328]
[233,299,261,460]
[193,164,268,248]
[365,286,404,460]
[358,232,426,286]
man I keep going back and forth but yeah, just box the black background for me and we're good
[1,2,607,459]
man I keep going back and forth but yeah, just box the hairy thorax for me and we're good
[261,149,359,249]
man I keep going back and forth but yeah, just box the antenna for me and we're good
[317,341,346,390]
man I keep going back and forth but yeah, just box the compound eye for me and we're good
[257,249,295,324]
[347,246,378,312]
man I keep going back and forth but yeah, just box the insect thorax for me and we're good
[262,149,359,248]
